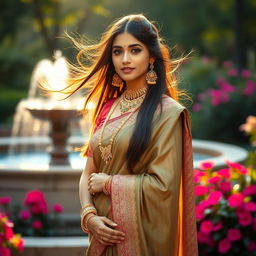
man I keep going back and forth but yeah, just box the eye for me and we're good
[131,48,141,54]
[113,49,121,55]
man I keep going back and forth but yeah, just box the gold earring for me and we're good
[146,63,157,85]
[112,73,123,88]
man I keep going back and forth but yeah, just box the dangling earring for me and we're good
[112,73,123,88]
[146,63,157,85]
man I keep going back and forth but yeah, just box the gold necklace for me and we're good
[98,97,140,164]
[120,87,147,114]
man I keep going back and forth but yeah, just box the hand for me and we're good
[87,216,126,246]
[88,173,110,195]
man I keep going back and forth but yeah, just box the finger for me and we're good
[102,232,125,243]
[102,217,118,228]
[103,225,126,238]
[98,237,114,246]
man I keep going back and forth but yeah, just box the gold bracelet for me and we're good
[81,213,97,233]
[103,176,112,195]
[81,208,97,220]
[80,203,95,216]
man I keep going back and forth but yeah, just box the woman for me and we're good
[69,14,198,256]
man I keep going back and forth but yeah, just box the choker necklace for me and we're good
[98,97,140,164]
[120,86,148,114]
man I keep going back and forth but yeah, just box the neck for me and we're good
[125,75,147,91]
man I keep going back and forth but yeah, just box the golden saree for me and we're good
[85,94,198,256]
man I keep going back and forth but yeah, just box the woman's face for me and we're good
[112,32,152,84]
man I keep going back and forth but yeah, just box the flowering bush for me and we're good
[0,190,64,237]
[195,160,256,255]
[180,56,256,142]
[0,211,24,255]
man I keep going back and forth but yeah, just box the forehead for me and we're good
[112,32,144,47]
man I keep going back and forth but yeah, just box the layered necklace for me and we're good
[120,86,148,114]
[98,86,148,164]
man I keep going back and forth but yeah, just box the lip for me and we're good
[121,67,134,74]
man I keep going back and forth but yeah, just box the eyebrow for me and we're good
[112,43,143,49]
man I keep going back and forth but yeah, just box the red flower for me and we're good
[53,203,63,213]
[24,190,46,205]
[227,228,241,242]
[228,193,244,208]
[238,211,253,227]
[208,176,221,184]
[244,202,256,212]
[219,181,232,193]
[218,238,231,254]
[242,184,256,196]
[32,220,42,230]
[217,168,230,179]
[212,222,223,231]
[195,185,208,196]
[0,196,11,205]
[225,161,248,174]
[197,231,214,246]
[19,210,31,220]
[200,220,214,235]
[4,225,14,240]
[207,191,223,205]
[0,247,11,256]
[199,161,215,170]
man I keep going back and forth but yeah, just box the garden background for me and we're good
[0,0,256,255]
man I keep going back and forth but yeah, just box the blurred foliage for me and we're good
[180,56,256,143]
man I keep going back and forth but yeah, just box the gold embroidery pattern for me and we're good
[111,175,141,256]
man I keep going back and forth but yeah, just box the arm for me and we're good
[79,156,125,246]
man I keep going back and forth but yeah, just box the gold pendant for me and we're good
[99,145,112,163]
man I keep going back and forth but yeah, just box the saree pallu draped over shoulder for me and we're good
[85,95,198,256]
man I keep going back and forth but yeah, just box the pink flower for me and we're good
[0,196,11,205]
[243,80,256,96]
[194,169,206,183]
[0,248,11,256]
[223,61,233,69]
[227,68,237,76]
[244,202,256,212]
[219,181,232,193]
[4,225,14,240]
[238,211,253,226]
[195,185,208,196]
[212,222,223,231]
[207,191,222,205]
[201,56,210,64]
[19,210,31,220]
[197,231,214,246]
[225,160,248,174]
[199,161,215,170]
[241,69,251,78]
[32,220,42,230]
[218,238,231,254]
[196,200,210,220]
[217,168,230,179]
[192,103,201,112]
[53,203,63,213]
[242,184,256,196]
[208,176,221,184]
[228,193,244,208]
[24,190,46,205]
[200,220,214,235]
[216,76,225,86]
[247,241,256,251]
[219,82,236,93]
[227,228,241,242]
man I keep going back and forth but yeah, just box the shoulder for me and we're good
[160,94,186,116]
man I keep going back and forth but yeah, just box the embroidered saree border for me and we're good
[111,175,141,256]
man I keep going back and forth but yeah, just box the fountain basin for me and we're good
[0,136,248,214]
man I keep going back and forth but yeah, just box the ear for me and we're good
[149,57,155,65]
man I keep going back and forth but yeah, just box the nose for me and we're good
[122,51,130,64]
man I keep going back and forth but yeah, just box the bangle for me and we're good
[81,213,96,233]
[80,204,97,218]
[103,176,112,195]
